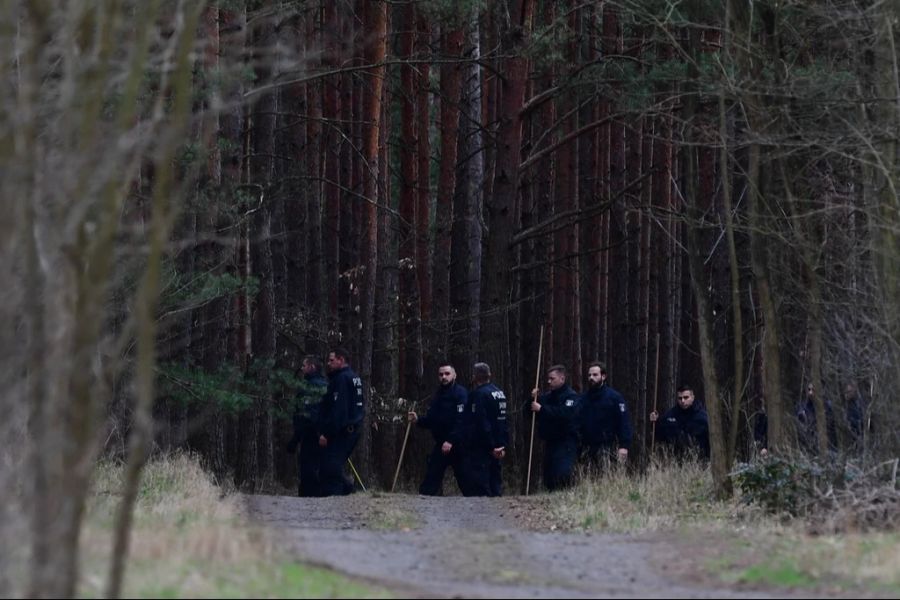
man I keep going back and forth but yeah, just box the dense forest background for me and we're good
[2,0,898,595]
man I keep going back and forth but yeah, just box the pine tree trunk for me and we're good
[432,27,464,359]
[449,15,484,381]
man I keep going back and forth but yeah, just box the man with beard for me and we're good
[408,363,468,495]
[578,361,632,471]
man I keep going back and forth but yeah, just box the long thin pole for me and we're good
[391,403,414,493]
[525,325,544,496]
[347,458,367,493]
[651,332,660,455]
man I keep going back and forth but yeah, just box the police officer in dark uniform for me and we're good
[317,348,365,496]
[650,384,710,459]
[578,361,632,471]
[530,365,580,491]
[459,362,508,497]
[407,363,468,495]
[286,355,328,496]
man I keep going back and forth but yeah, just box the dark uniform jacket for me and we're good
[287,372,327,450]
[579,383,632,450]
[656,402,710,457]
[535,384,580,443]
[417,382,467,445]
[463,382,508,451]
[318,366,365,440]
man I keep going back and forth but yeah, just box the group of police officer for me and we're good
[287,349,710,497]
[286,349,364,497]
[408,362,509,496]
[412,360,661,496]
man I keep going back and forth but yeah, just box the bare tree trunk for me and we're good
[398,0,424,409]
[719,69,746,464]
[416,13,433,323]
[484,0,533,382]
[725,0,789,454]
[20,1,200,595]
[683,132,730,499]
[608,10,627,384]
[339,5,357,355]
[639,113,655,454]
[625,91,643,416]
[303,9,325,351]
[322,1,341,344]
[432,27,464,357]
[681,16,728,496]
[871,6,900,391]
[653,39,676,419]
[684,162,730,496]
[373,140,399,487]
[20,6,52,587]
[580,2,601,371]
[357,0,388,480]
[7,1,201,595]
[107,9,201,594]
[449,14,484,380]
[200,4,246,479]
[748,150,787,452]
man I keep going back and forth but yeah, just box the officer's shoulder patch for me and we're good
[619,403,626,412]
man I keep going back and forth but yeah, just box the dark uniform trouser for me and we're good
[582,444,615,476]
[419,444,464,496]
[298,426,322,497]
[319,429,360,497]
[458,449,491,497]
[543,437,577,492]
[489,457,502,497]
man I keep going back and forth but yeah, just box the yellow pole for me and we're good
[347,458,366,493]
[391,403,414,493]
[525,325,544,496]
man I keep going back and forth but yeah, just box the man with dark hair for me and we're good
[459,362,508,496]
[650,384,710,458]
[408,363,468,495]
[530,364,580,491]
[286,355,328,496]
[578,361,632,471]
[317,348,365,496]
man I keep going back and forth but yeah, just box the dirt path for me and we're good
[245,493,812,599]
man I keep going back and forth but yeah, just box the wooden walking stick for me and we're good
[391,402,415,493]
[525,325,545,496]
[651,332,661,455]
[347,458,367,493]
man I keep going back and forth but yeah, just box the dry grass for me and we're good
[79,453,388,598]
[549,458,763,533]
[553,457,900,593]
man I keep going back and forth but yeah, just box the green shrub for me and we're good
[731,456,828,516]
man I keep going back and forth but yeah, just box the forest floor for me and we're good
[244,492,891,599]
